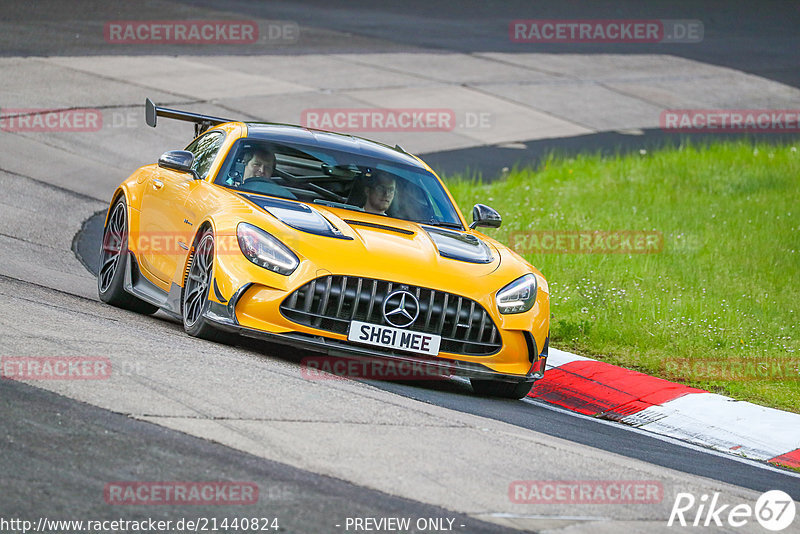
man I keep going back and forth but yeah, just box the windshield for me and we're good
[214,138,463,228]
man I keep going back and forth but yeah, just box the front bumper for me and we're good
[204,283,548,383]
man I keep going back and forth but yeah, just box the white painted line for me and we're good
[621,392,800,460]
[467,347,799,471]
[523,398,800,480]
[546,348,596,368]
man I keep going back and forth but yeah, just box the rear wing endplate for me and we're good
[145,98,233,137]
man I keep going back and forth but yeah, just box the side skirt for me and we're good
[122,252,181,318]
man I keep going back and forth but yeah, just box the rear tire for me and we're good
[182,229,234,343]
[470,378,535,399]
[97,198,159,315]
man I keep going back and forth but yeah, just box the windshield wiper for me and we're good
[417,220,463,230]
[313,199,365,212]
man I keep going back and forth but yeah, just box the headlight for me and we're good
[496,274,538,314]
[237,222,299,275]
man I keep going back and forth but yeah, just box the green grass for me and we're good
[444,140,800,413]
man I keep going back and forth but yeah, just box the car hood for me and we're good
[244,197,502,284]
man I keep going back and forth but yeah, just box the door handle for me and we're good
[152,179,164,190]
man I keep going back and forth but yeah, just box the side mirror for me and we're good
[158,150,197,178]
[469,203,502,229]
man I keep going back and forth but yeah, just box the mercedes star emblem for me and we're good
[382,290,420,328]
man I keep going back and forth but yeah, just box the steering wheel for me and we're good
[240,178,272,188]
[239,178,278,194]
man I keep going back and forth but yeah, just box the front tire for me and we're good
[97,198,158,314]
[182,229,232,343]
[470,378,535,399]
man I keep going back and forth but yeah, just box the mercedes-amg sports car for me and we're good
[98,98,549,398]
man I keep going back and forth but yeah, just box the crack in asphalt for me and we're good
[0,167,106,203]
[0,290,117,323]
[0,273,97,305]
[0,231,65,253]
[30,56,213,105]
[0,100,202,119]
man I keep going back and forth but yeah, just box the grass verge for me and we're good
[445,140,800,413]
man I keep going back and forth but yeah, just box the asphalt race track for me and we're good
[2,1,799,533]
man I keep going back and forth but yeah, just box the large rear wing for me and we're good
[145,98,233,137]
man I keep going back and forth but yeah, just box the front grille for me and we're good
[280,275,502,356]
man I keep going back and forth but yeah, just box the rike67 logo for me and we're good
[668,490,796,531]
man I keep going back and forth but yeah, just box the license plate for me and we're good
[348,320,441,356]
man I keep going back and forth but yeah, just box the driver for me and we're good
[237,147,275,186]
[232,146,298,199]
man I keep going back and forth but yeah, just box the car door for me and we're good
[138,131,226,288]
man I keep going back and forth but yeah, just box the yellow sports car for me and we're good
[98,99,549,398]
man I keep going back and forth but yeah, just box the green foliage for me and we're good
[446,141,800,412]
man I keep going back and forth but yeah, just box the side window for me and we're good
[185,131,225,179]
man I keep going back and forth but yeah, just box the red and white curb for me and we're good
[528,348,800,469]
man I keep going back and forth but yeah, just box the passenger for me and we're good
[362,172,396,215]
